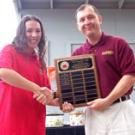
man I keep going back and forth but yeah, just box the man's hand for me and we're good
[47,98,60,106]
[87,98,112,111]
[61,102,74,113]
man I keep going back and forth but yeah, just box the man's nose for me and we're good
[84,18,91,25]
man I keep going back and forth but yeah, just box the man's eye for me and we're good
[80,18,84,22]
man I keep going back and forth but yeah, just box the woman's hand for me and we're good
[33,87,53,105]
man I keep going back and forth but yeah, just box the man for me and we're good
[63,4,135,135]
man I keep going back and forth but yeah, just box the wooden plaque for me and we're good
[55,55,101,108]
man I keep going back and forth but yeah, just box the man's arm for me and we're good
[106,74,135,104]
[87,74,135,110]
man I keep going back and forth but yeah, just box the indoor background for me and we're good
[1,0,135,126]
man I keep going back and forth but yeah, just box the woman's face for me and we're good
[25,20,42,51]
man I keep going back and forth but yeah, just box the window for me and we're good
[129,43,135,54]
[71,43,82,54]
[0,0,19,50]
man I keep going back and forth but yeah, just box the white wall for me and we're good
[0,1,20,50]
[21,9,135,65]
[21,9,135,115]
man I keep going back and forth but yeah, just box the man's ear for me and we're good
[76,21,81,32]
[98,15,103,25]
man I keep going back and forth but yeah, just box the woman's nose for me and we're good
[31,32,37,37]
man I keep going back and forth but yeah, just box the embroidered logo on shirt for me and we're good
[102,50,114,55]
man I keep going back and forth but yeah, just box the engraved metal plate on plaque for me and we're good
[55,55,101,108]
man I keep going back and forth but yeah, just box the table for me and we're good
[46,125,85,135]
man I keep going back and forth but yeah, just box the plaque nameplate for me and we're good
[55,55,101,107]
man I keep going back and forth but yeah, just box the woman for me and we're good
[0,15,59,135]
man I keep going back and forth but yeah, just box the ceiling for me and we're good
[15,0,135,11]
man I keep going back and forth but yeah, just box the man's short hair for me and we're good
[76,4,100,17]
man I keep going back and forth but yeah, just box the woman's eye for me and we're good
[36,29,41,33]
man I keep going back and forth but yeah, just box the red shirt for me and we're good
[72,33,135,97]
[0,45,50,135]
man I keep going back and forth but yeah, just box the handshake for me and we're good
[33,87,74,112]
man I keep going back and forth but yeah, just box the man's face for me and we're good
[76,6,102,38]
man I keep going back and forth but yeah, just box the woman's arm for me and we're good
[0,68,40,93]
[0,68,53,105]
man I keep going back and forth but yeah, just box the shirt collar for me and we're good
[85,32,107,49]
[20,49,38,59]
